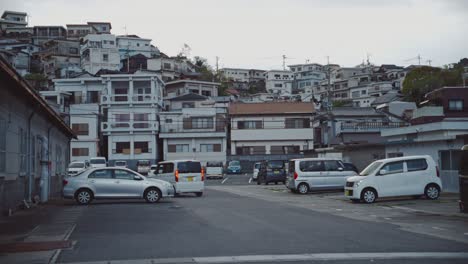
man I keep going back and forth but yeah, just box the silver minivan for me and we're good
[286,158,357,194]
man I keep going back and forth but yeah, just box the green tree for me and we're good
[192,56,215,82]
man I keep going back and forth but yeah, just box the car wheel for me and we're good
[275,182,278,185]
[425,184,440,200]
[75,189,93,205]
[361,188,377,204]
[196,192,203,197]
[297,183,309,195]
[144,188,161,203]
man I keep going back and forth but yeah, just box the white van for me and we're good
[153,160,204,197]
[286,158,357,194]
[345,155,442,203]
[89,157,107,168]
[206,161,224,179]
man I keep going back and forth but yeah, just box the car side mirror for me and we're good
[134,175,143,181]
[338,167,343,171]
[379,169,387,175]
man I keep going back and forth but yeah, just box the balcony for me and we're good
[101,94,160,105]
[101,121,159,133]
[159,124,226,138]
[340,121,407,132]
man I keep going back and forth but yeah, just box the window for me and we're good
[158,163,174,174]
[163,63,172,69]
[270,146,299,154]
[114,114,130,127]
[274,83,283,88]
[88,169,113,179]
[69,47,78,54]
[133,113,149,128]
[168,144,189,153]
[88,91,99,103]
[114,169,136,180]
[200,144,221,152]
[324,160,341,171]
[236,146,265,155]
[361,90,367,95]
[0,119,6,172]
[72,148,89,156]
[182,102,195,108]
[285,118,310,128]
[183,117,213,129]
[165,119,173,123]
[177,161,202,173]
[71,123,89,136]
[134,142,149,153]
[237,120,263,129]
[380,161,403,175]
[449,99,463,111]
[201,90,211,96]
[102,54,109,62]
[116,142,130,154]
[406,159,428,172]
[299,161,324,172]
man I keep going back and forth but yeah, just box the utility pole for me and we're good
[426,59,432,66]
[326,56,333,148]
[417,54,421,65]
[282,55,286,70]
[215,56,219,81]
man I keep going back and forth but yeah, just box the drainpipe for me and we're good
[47,126,53,200]
[38,135,49,202]
[26,111,35,202]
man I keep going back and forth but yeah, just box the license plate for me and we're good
[187,177,193,182]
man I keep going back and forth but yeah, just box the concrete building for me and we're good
[117,35,156,59]
[66,24,97,40]
[0,56,75,213]
[80,34,120,74]
[32,26,67,46]
[381,87,468,192]
[86,22,112,34]
[264,70,294,95]
[0,11,28,32]
[0,39,40,76]
[229,102,315,169]
[159,94,227,165]
[37,39,81,79]
[289,63,326,91]
[164,80,219,99]
[220,68,250,83]
[100,74,164,169]
[147,55,197,82]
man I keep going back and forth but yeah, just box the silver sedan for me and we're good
[63,167,174,205]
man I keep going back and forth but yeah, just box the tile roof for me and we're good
[229,102,315,115]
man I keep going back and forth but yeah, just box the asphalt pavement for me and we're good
[56,186,468,263]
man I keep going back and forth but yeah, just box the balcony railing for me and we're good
[101,94,159,104]
[101,121,159,132]
[160,124,226,134]
[340,121,407,132]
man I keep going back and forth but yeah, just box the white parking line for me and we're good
[59,252,468,264]
[221,177,229,184]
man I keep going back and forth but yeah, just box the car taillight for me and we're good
[63,179,68,186]
[294,172,298,180]
[175,170,179,182]
[436,166,440,177]
[201,168,205,181]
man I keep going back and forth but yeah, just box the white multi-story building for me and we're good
[117,35,157,59]
[289,63,326,91]
[0,11,28,31]
[264,70,294,94]
[80,34,120,74]
[229,102,315,156]
[53,76,106,160]
[86,22,112,34]
[100,74,164,169]
[164,80,219,99]
[220,68,250,82]
[159,94,227,165]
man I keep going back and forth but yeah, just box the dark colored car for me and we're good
[343,162,359,174]
[257,160,286,185]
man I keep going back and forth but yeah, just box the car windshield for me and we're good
[115,161,126,166]
[359,161,383,176]
[69,163,84,168]
[229,161,240,167]
[267,160,284,169]
[207,162,223,167]
[90,159,106,164]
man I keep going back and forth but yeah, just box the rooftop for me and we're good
[1,11,27,18]
[229,102,315,115]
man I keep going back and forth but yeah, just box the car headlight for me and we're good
[355,180,363,187]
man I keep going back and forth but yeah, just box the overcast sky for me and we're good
[2,0,467,70]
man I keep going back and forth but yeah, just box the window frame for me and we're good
[378,161,404,175]
[405,159,428,172]
[88,169,113,179]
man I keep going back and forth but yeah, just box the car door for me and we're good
[299,160,326,188]
[404,159,429,195]
[324,160,350,188]
[113,169,145,197]
[376,161,405,197]
[87,169,115,197]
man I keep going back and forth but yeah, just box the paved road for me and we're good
[56,186,468,263]
[205,173,254,186]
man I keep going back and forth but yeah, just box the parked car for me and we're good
[286,158,357,194]
[257,160,287,185]
[114,160,128,168]
[206,161,224,179]
[344,155,442,204]
[62,167,175,205]
[136,160,151,175]
[67,161,88,176]
[227,160,242,174]
[252,162,261,180]
[89,157,107,168]
[152,160,204,197]
[343,162,359,174]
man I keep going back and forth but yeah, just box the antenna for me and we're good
[426,59,432,66]
[282,55,286,70]
[405,54,423,65]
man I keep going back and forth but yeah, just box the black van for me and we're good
[257,160,287,185]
